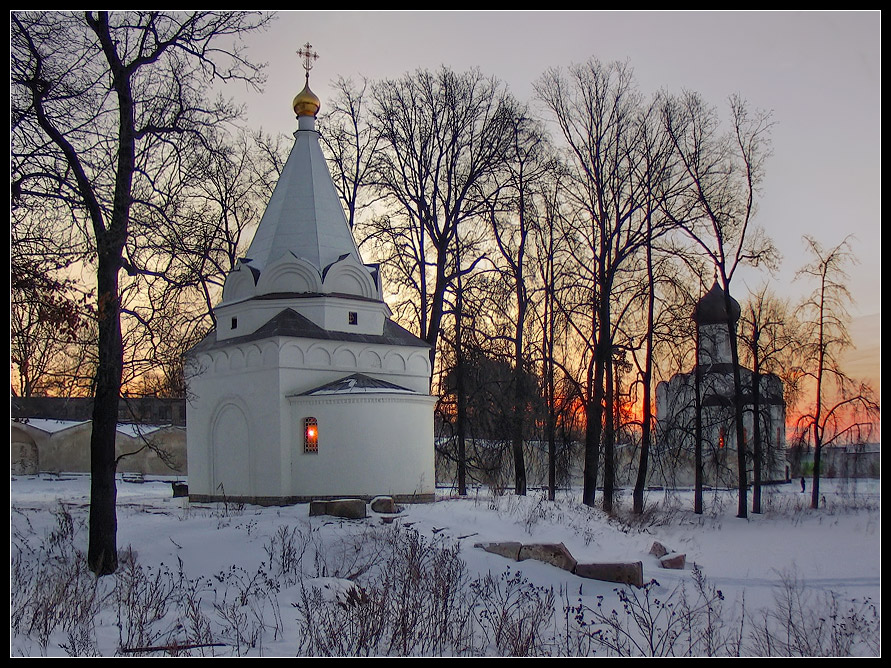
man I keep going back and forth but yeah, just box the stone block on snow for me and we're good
[518,543,578,572]
[574,561,644,587]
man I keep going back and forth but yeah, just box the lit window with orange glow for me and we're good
[718,428,726,449]
[304,417,318,453]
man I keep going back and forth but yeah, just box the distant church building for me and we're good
[186,46,436,504]
[656,282,787,487]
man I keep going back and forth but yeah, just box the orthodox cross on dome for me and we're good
[292,42,321,118]
[297,42,319,81]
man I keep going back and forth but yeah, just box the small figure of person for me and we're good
[800,476,806,493]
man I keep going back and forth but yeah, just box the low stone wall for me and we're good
[476,541,645,587]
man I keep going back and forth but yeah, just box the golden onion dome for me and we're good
[292,79,321,118]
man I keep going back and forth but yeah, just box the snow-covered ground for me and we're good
[10,474,881,657]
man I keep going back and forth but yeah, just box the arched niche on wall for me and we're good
[210,400,251,497]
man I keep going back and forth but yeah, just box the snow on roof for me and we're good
[190,308,429,354]
[11,419,176,437]
[11,418,90,434]
[299,373,416,396]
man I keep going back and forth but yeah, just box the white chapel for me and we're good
[185,46,436,504]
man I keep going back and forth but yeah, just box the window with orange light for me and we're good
[718,428,725,449]
[304,417,318,453]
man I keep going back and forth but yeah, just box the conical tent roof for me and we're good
[243,115,361,274]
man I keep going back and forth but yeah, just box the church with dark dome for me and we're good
[656,282,788,487]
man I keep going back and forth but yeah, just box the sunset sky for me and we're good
[227,11,880,390]
[231,11,878,311]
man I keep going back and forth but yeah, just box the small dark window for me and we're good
[348,311,358,325]
[304,417,318,453]
[231,317,238,330]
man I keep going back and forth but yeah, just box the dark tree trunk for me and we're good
[633,230,655,515]
[603,352,615,513]
[582,323,609,508]
[810,283,826,511]
[543,261,557,501]
[724,286,748,519]
[582,400,601,507]
[86,11,136,573]
[425,239,449,379]
[546,407,557,501]
[454,269,467,497]
[456,354,467,496]
[512,293,527,496]
[694,327,704,515]
[88,253,123,575]
[751,348,763,514]
[543,216,558,502]
[811,438,822,510]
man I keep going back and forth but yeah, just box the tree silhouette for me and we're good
[12,10,270,574]
[794,236,880,510]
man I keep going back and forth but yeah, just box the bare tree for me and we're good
[737,286,798,513]
[11,10,270,574]
[367,67,518,378]
[627,98,686,514]
[794,236,880,509]
[739,287,797,513]
[11,219,91,397]
[10,152,94,397]
[486,112,554,495]
[647,261,713,499]
[538,59,664,510]
[442,226,492,495]
[662,92,777,518]
[122,127,287,395]
[529,171,574,500]
[319,76,384,231]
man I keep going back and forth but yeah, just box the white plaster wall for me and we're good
[287,394,436,498]
[186,353,285,498]
[10,426,40,475]
[215,296,389,341]
[186,334,433,499]
[278,340,431,395]
[115,428,187,475]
